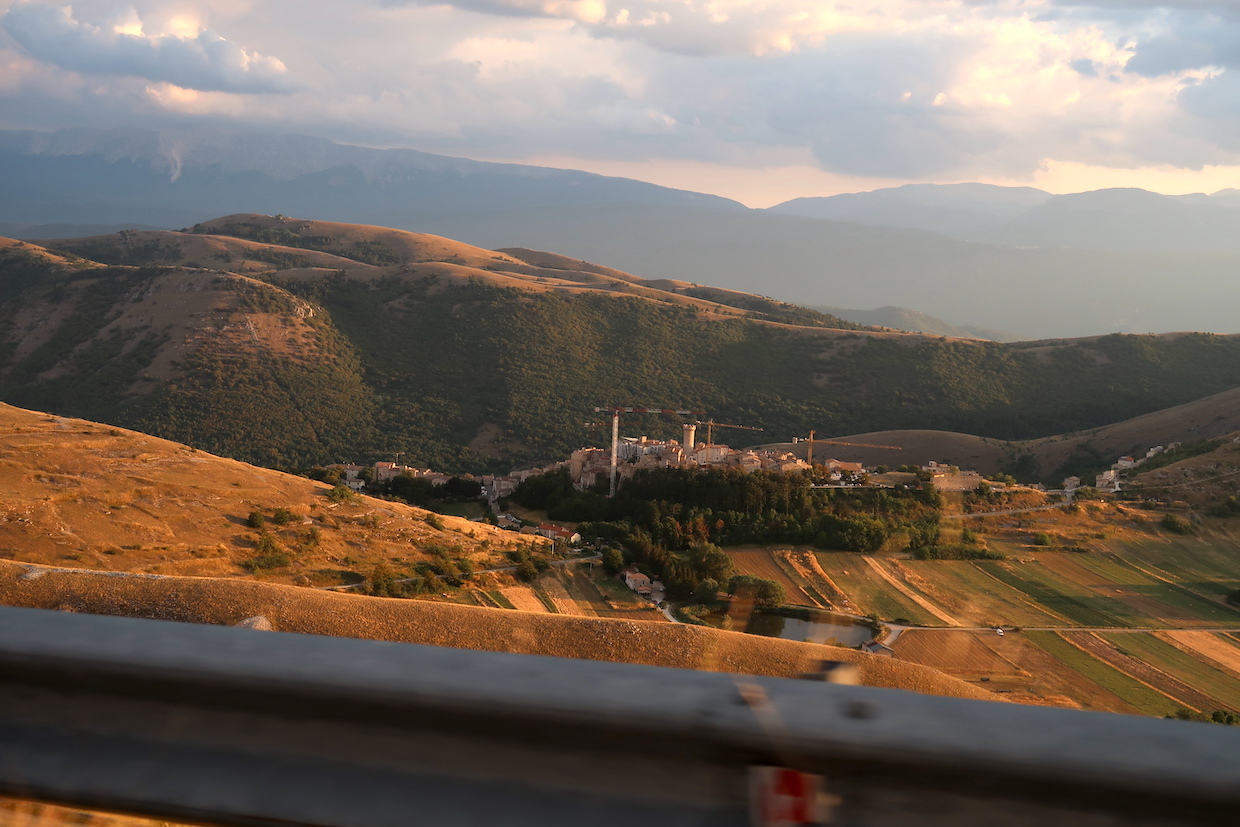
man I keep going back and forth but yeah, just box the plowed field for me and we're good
[1159,631,1240,678]
[892,630,1019,676]
[1063,632,1216,713]
[727,549,818,606]
[499,585,549,613]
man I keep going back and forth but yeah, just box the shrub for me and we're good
[1032,532,1052,546]
[911,545,1005,561]
[243,534,292,572]
[425,513,445,531]
[271,507,295,526]
[246,511,265,529]
[1161,513,1192,534]
[515,557,539,581]
[327,485,355,503]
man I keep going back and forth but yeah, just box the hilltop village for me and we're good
[324,425,1191,519]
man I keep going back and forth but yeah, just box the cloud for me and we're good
[1123,14,1240,75]
[4,0,1240,194]
[1,3,294,93]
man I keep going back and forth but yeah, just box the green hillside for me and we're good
[4,220,1240,474]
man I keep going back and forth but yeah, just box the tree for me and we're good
[694,578,720,604]
[726,574,785,607]
[246,511,265,529]
[602,547,626,574]
[515,557,539,582]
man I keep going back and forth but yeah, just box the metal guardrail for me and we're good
[1,604,1238,826]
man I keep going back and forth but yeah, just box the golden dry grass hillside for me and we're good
[1129,433,1240,507]
[37,215,931,335]
[0,558,996,703]
[0,402,543,585]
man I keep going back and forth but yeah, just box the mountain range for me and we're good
[5,213,1240,482]
[3,127,1240,339]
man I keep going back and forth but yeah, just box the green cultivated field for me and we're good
[816,552,942,626]
[901,560,1068,627]
[1100,633,1240,710]
[1116,528,1240,604]
[1075,553,1240,625]
[976,561,1139,627]
[1025,631,1178,717]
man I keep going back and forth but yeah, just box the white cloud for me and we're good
[2,0,1240,197]
[2,2,294,93]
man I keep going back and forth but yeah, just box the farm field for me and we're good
[539,576,583,615]
[814,552,944,626]
[1024,631,1177,717]
[1114,527,1240,604]
[498,585,550,613]
[1062,552,1240,626]
[892,630,1133,712]
[1159,631,1240,677]
[1063,632,1220,714]
[898,560,1067,627]
[757,515,1240,716]
[1096,632,1240,711]
[973,560,1141,627]
[727,548,821,607]
[560,567,669,622]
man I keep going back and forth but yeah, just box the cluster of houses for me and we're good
[565,425,826,491]
[1062,443,1180,493]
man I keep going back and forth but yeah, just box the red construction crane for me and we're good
[594,406,705,497]
[801,429,903,465]
[692,419,763,449]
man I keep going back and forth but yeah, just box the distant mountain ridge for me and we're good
[812,305,1018,342]
[5,127,1240,338]
[770,182,1240,254]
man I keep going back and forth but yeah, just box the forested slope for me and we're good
[3,217,1240,474]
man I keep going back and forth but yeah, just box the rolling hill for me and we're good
[757,385,1240,485]
[812,305,1017,341]
[6,214,1240,476]
[0,399,995,703]
[6,127,1240,338]
[0,401,539,585]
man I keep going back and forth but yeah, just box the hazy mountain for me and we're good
[811,305,1018,342]
[0,126,742,228]
[981,188,1240,254]
[769,183,1052,238]
[771,184,1240,255]
[6,127,1240,339]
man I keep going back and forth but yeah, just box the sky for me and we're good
[2,0,1240,207]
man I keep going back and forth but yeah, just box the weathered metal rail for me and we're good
[0,604,1237,826]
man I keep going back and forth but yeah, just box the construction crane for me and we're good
[800,429,903,466]
[594,406,705,497]
[692,419,763,449]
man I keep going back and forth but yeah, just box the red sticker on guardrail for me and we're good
[749,766,827,826]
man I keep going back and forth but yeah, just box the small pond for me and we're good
[745,611,875,648]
